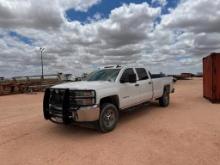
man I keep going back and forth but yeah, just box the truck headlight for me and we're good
[74,98,96,106]
[74,90,95,97]
[69,90,96,106]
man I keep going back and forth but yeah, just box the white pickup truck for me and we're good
[43,66,174,132]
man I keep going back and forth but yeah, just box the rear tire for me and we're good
[159,90,170,107]
[98,103,119,133]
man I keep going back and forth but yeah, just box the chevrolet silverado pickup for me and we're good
[43,66,174,132]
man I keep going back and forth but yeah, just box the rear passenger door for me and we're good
[135,68,153,102]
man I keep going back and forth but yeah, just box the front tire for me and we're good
[98,103,119,133]
[159,90,170,107]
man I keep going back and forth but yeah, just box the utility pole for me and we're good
[40,47,45,80]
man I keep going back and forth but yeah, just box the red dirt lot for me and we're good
[0,78,220,165]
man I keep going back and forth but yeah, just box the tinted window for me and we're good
[136,68,148,80]
[120,68,135,82]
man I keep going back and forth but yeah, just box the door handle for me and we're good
[148,81,152,85]
[135,84,139,87]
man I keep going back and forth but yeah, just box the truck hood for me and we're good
[51,81,116,91]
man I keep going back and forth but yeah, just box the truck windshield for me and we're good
[86,69,121,82]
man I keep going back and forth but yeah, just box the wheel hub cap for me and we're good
[103,109,115,127]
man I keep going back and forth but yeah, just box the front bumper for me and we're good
[43,88,100,124]
[72,105,100,122]
[48,105,100,123]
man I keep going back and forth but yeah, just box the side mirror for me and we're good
[128,74,136,83]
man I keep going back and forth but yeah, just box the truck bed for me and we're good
[150,73,166,79]
[151,76,173,99]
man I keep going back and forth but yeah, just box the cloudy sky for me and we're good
[0,0,220,77]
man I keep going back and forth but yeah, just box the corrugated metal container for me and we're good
[203,53,220,103]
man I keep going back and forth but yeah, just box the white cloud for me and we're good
[0,0,220,77]
[96,3,160,48]
[0,0,101,29]
[60,0,101,12]
[161,0,220,33]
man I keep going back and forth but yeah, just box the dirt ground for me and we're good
[0,78,220,165]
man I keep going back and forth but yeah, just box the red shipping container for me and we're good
[203,53,220,103]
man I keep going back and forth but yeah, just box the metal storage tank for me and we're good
[203,53,220,103]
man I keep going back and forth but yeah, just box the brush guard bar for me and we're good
[43,88,72,124]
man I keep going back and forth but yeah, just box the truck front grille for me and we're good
[50,89,65,106]
[49,105,63,117]
[48,89,65,118]
[44,88,93,123]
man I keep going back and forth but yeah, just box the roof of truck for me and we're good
[100,65,148,70]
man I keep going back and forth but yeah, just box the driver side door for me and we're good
[119,68,141,109]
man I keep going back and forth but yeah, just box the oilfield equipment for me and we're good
[0,73,73,96]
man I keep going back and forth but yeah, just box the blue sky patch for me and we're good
[65,0,180,23]
[9,31,34,45]
[176,56,191,61]
[160,0,180,15]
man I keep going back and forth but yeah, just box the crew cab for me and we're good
[43,66,174,132]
